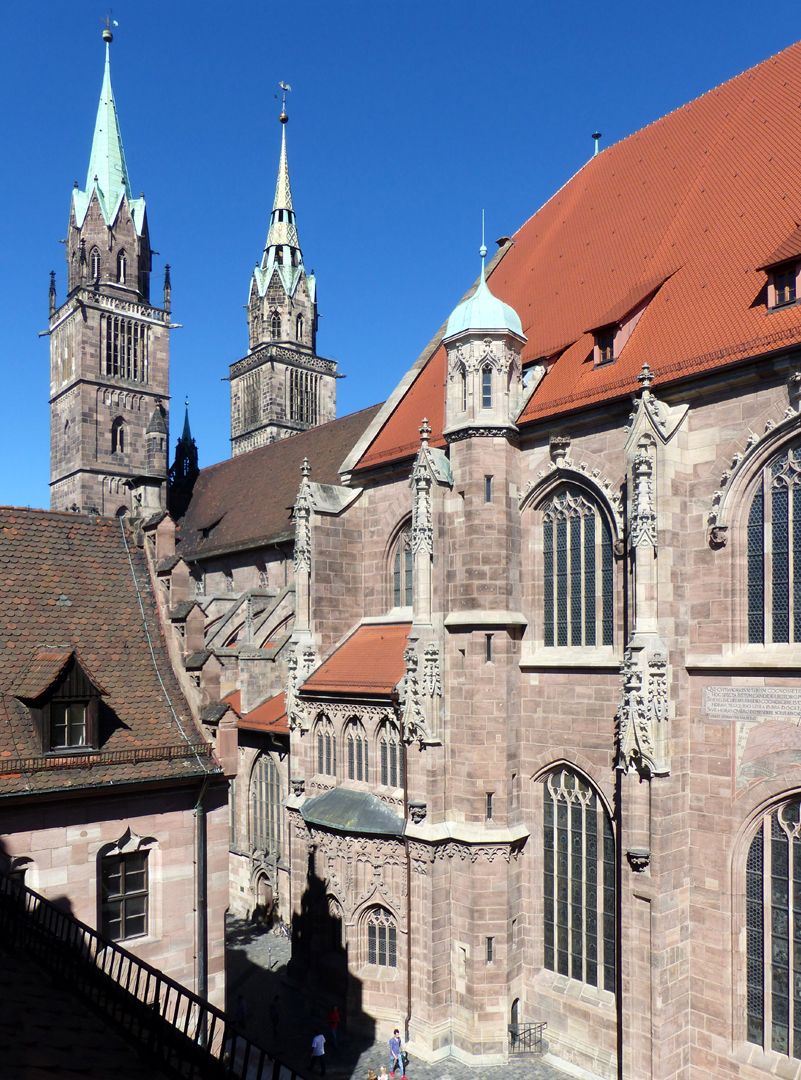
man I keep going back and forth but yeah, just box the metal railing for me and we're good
[508,1022,546,1054]
[0,741,214,776]
[0,874,304,1080]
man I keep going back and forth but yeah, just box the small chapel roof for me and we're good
[444,247,524,339]
[352,40,801,472]
[300,623,411,697]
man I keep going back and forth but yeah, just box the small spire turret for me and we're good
[49,271,56,317]
[163,263,172,313]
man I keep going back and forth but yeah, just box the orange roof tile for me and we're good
[355,42,801,469]
[237,691,288,735]
[301,623,411,696]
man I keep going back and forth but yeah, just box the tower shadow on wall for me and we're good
[290,843,375,1074]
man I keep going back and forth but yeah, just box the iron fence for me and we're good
[0,874,304,1080]
[508,1022,546,1054]
[0,741,214,776]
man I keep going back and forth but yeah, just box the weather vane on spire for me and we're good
[480,208,487,260]
[102,12,119,44]
[278,81,292,124]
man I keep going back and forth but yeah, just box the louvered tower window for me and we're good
[543,767,616,992]
[746,798,801,1059]
[542,486,613,646]
[747,446,801,644]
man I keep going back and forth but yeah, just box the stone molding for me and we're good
[520,457,624,540]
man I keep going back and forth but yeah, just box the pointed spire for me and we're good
[181,398,192,443]
[262,119,301,262]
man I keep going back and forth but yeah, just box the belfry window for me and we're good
[116,250,127,285]
[346,720,369,782]
[90,247,101,282]
[747,445,801,644]
[250,753,283,854]
[543,767,615,992]
[296,314,304,342]
[111,416,125,454]
[101,315,149,383]
[270,311,281,339]
[391,526,413,608]
[289,368,319,425]
[481,365,493,409]
[366,906,397,968]
[315,716,336,776]
[746,797,801,1058]
[541,485,614,647]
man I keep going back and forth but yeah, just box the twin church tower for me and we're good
[49,30,336,516]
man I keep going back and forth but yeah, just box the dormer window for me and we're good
[15,649,104,753]
[771,263,798,309]
[594,327,616,366]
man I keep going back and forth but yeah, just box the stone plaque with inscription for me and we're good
[703,686,801,785]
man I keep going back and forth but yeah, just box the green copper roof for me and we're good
[301,788,404,837]
[445,256,524,339]
[72,42,146,235]
[251,120,308,300]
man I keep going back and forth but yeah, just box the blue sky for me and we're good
[0,2,796,508]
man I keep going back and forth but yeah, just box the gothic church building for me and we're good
[32,31,801,1080]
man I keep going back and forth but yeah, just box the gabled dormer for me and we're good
[15,649,106,753]
[758,228,801,311]
[587,275,669,368]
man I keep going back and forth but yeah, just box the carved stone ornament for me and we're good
[616,647,669,776]
[626,848,651,873]
[286,644,317,732]
[408,800,427,824]
[290,776,306,797]
[411,442,434,556]
[523,456,624,539]
[630,437,658,548]
[293,458,312,573]
[447,425,516,442]
[397,646,429,745]
[422,643,442,698]
[624,363,688,444]
[549,434,571,465]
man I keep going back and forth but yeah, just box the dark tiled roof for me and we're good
[0,508,215,796]
[178,405,382,561]
[355,42,801,468]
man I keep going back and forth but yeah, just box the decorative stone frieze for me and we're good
[523,455,624,538]
[398,646,429,745]
[616,645,670,776]
[293,457,312,574]
[630,435,658,549]
[422,643,442,698]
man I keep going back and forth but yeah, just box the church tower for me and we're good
[229,91,337,456]
[49,26,171,516]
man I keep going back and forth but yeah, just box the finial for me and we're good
[479,208,487,260]
[279,80,292,124]
[419,418,431,447]
[102,13,117,44]
[592,131,602,156]
[638,363,654,390]
[301,457,311,478]
[185,396,190,409]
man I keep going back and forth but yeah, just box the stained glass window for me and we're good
[747,798,801,1059]
[346,721,368,782]
[542,486,614,647]
[379,721,403,787]
[250,753,283,853]
[392,526,413,607]
[543,767,616,991]
[315,717,336,776]
[747,447,801,644]
[366,907,397,967]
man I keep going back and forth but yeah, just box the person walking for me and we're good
[310,1030,327,1075]
[388,1029,402,1076]
[327,1004,341,1049]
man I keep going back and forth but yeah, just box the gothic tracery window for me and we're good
[541,485,613,647]
[543,767,615,992]
[111,416,125,454]
[366,906,397,968]
[378,720,403,788]
[747,446,801,644]
[345,720,369,782]
[90,247,101,282]
[391,525,413,608]
[250,753,283,854]
[746,797,801,1058]
[270,311,281,339]
[315,716,336,776]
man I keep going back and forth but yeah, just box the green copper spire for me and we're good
[72,29,146,235]
[251,87,312,302]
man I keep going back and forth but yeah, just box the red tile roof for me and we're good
[224,689,289,735]
[179,405,381,560]
[0,508,214,795]
[355,42,801,470]
[301,623,411,697]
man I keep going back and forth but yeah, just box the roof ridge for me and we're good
[0,506,116,525]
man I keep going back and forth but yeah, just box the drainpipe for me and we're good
[195,775,211,1015]
[391,689,413,1045]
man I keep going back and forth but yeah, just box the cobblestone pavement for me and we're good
[226,918,575,1080]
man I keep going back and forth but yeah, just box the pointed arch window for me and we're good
[270,311,281,339]
[315,716,336,777]
[746,796,801,1058]
[543,767,615,992]
[296,314,304,342]
[117,250,127,285]
[391,525,413,608]
[747,445,801,644]
[541,485,614,647]
[90,247,101,283]
[250,753,283,854]
[345,719,369,782]
[459,364,468,412]
[378,720,403,788]
[365,906,397,968]
[481,365,493,409]
[111,416,125,454]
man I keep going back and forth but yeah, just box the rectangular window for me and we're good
[486,936,494,963]
[484,475,493,502]
[774,267,798,307]
[486,792,494,820]
[485,633,493,662]
[51,701,87,749]
[101,852,148,941]
[595,328,615,365]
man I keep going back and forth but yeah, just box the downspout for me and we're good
[195,774,211,1016]
[392,688,413,1045]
